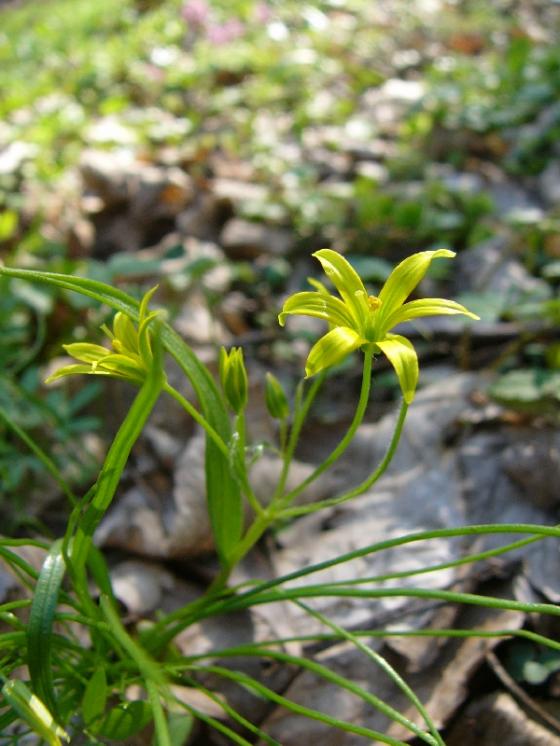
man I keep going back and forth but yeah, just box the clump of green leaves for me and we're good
[0,255,559,746]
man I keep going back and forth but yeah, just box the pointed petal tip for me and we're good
[434,248,456,258]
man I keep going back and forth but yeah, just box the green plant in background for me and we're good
[1,253,560,746]
[0,277,102,530]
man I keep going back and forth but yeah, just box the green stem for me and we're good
[146,680,172,746]
[207,373,328,592]
[100,595,170,745]
[208,512,272,594]
[275,347,374,510]
[163,382,230,459]
[279,398,408,519]
[141,523,558,653]
[234,412,264,517]
[272,374,325,501]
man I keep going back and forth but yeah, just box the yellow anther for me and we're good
[368,295,381,311]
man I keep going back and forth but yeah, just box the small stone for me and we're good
[220,218,294,259]
[0,141,38,175]
[211,178,270,207]
[173,291,230,346]
[539,160,560,207]
[79,149,136,206]
[446,692,560,746]
[354,160,389,183]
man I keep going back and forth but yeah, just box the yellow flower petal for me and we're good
[62,343,110,363]
[45,364,101,383]
[385,297,480,329]
[377,249,455,334]
[312,249,370,332]
[376,333,419,403]
[305,326,365,378]
[279,291,355,328]
[112,312,139,354]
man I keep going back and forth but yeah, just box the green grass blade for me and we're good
[27,539,66,719]
[295,600,443,746]
[191,664,408,745]
[171,680,280,745]
[0,406,76,506]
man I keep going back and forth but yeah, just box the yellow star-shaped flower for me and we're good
[279,249,479,403]
[46,287,160,386]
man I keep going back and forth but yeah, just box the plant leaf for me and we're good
[93,700,152,740]
[82,666,108,726]
[27,539,66,717]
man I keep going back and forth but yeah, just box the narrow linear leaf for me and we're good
[194,664,407,746]
[93,700,152,741]
[27,539,66,717]
[81,666,107,727]
[2,680,69,746]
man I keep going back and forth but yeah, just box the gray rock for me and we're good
[220,218,294,259]
[176,193,228,240]
[446,692,560,746]
[211,178,270,207]
[0,141,38,175]
[539,159,560,207]
[455,236,550,303]
[261,604,523,745]
[79,150,195,254]
[501,429,560,510]
[80,149,136,205]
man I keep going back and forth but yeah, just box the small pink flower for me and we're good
[254,2,272,24]
[206,18,245,45]
[181,0,210,29]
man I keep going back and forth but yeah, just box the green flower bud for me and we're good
[265,372,289,420]
[219,346,248,414]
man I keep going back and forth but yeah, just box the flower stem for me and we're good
[272,373,325,501]
[233,411,264,517]
[275,346,375,511]
[279,398,408,519]
[163,382,230,459]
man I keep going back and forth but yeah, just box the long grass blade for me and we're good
[191,663,408,745]
[27,539,66,717]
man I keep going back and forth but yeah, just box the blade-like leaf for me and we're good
[27,539,66,717]
[376,333,419,403]
[2,680,69,746]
